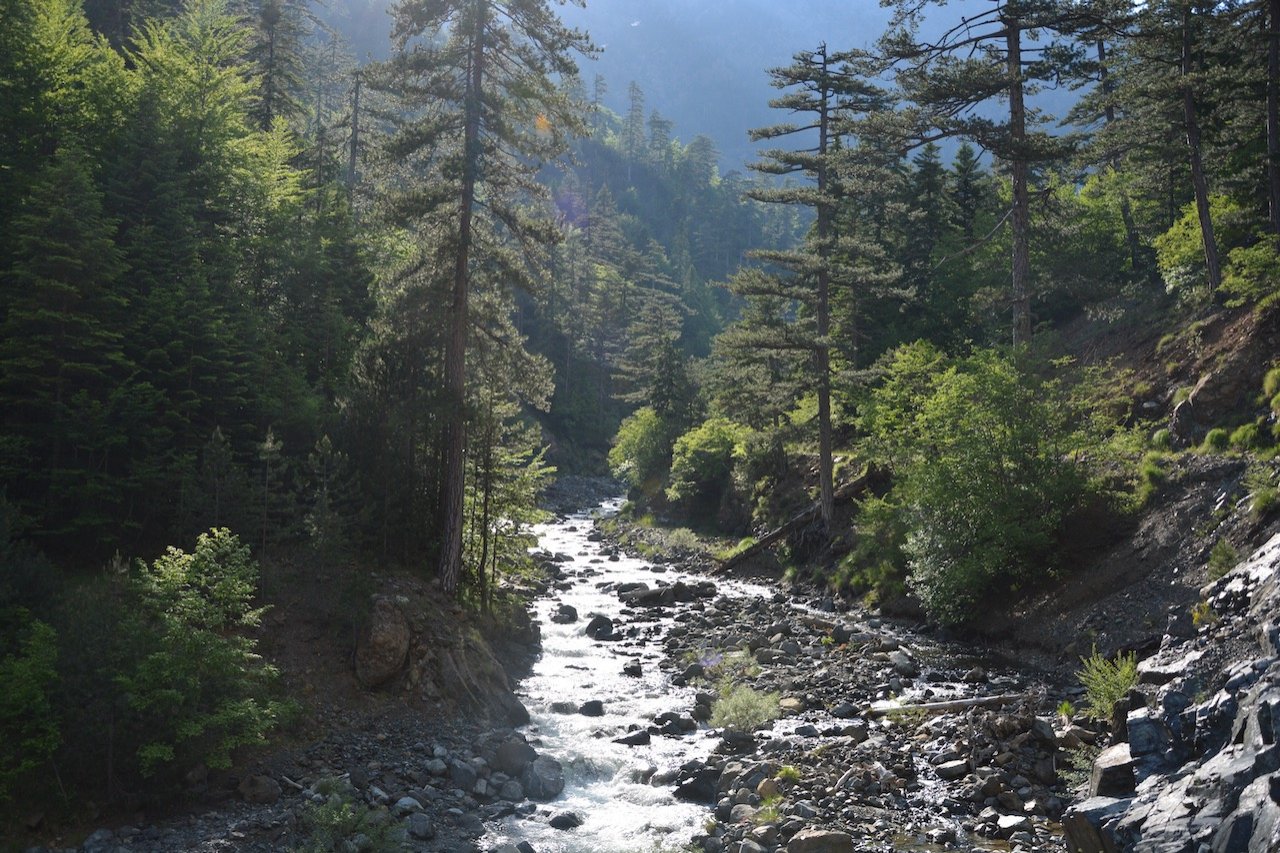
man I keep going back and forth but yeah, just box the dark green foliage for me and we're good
[1201,427,1230,452]
[1208,538,1239,580]
[0,613,60,803]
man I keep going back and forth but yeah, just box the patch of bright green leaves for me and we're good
[120,528,286,776]
[852,343,1096,625]
[1077,648,1138,722]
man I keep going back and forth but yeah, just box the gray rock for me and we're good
[549,810,583,829]
[579,699,605,716]
[935,759,970,781]
[584,614,613,640]
[493,737,537,776]
[615,729,651,746]
[1089,743,1136,798]
[450,760,479,790]
[498,779,524,801]
[550,604,578,624]
[521,755,565,801]
[238,774,281,804]
[785,827,855,853]
[890,649,918,677]
[393,796,422,816]
[355,596,410,687]
[406,812,434,840]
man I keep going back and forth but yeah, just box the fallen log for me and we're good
[865,693,1029,718]
[716,469,874,572]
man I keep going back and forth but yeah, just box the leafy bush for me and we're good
[0,613,60,803]
[1201,428,1230,453]
[862,349,1090,624]
[1134,451,1169,509]
[1150,428,1172,451]
[1154,194,1255,302]
[1230,423,1262,451]
[834,493,908,605]
[608,406,674,499]
[710,680,780,732]
[1208,538,1239,581]
[119,529,285,776]
[294,794,403,853]
[1266,367,1280,400]
[1077,648,1137,722]
[665,418,750,521]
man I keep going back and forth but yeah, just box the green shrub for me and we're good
[1265,367,1280,400]
[1134,451,1168,509]
[710,680,780,732]
[1244,463,1279,522]
[777,765,801,784]
[294,794,403,853]
[0,613,60,803]
[666,418,749,521]
[834,493,908,603]
[120,529,284,776]
[1077,648,1138,722]
[1150,428,1172,451]
[608,407,674,498]
[1191,600,1217,627]
[1208,538,1239,580]
[1271,392,1280,417]
[1155,194,1255,302]
[1201,428,1230,453]
[1230,423,1262,450]
[894,352,1088,624]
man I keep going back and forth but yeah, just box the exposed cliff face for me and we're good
[1064,533,1280,853]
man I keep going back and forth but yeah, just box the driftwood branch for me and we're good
[716,469,874,572]
[866,693,1029,718]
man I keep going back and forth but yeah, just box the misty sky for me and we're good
[557,0,897,170]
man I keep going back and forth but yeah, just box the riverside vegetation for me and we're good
[4,0,1280,851]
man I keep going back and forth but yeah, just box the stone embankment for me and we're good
[1064,532,1280,853]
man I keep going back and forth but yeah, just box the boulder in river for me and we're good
[521,755,565,801]
[584,614,614,640]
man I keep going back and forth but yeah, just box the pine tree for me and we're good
[745,44,889,528]
[0,152,128,544]
[375,0,590,595]
[879,0,1080,344]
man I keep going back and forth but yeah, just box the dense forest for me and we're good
[2,0,1280,834]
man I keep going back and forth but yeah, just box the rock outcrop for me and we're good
[355,595,410,687]
[1064,532,1280,853]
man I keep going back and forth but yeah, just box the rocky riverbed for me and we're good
[49,488,1280,853]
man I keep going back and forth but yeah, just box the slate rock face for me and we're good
[1064,532,1280,853]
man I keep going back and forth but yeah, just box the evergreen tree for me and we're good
[375,0,590,595]
[879,0,1080,344]
[0,153,128,543]
[745,44,889,528]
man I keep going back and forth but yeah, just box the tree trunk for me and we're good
[815,47,835,528]
[1007,20,1032,346]
[438,7,486,596]
[347,71,361,200]
[1182,5,1222,291]
[1097,39,1148,281]
[1268,0,1280,237]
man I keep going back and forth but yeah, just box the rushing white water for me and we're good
[482,499,770,853]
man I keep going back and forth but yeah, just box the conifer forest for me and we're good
[4,1,1280,851]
